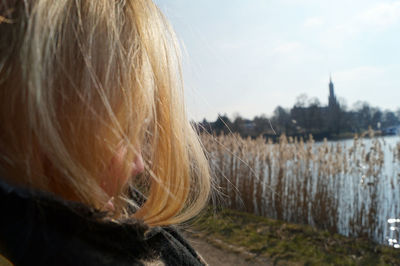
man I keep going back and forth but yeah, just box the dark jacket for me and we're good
[0,179,206,266]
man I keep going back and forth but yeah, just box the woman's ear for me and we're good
[100,145,128,197]
[100,145,144,197]
[131,148,144,177]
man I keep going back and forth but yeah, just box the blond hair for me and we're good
[0,0,210,226]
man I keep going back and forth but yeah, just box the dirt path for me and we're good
[186,235,272,266]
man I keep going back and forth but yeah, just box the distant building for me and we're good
[243,119,255,130]
[382,125,400,135]
[289,76,342,135]
[328,76,339,110]
[326,76,341,134]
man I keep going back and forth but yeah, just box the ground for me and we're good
[186,234,272,266]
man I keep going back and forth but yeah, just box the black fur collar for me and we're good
[0,179,204,266]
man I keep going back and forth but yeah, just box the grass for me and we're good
[191,208,400,266]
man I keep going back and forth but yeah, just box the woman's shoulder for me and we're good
[0,179,206,266]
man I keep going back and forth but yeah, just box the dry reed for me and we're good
[202,133,400,244]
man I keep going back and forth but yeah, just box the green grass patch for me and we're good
[191,208,400,265]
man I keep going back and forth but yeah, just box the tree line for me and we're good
[198,94,400,141]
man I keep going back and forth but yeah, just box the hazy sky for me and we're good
[156,0,400,121]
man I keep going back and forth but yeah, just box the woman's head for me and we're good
[0,0,210,226]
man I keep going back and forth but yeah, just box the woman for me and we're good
[0,0,210,265]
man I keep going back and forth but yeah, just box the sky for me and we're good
[155,0,400,121]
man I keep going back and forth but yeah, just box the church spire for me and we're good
[328,75,337,109]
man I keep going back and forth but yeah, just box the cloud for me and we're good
[335,66,385,82]
[274,42,302,54]
[335,1,400,35]
[356,2,400,28]
[303,17,324,28]
[317,2,400,48]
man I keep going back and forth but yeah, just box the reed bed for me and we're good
[201,133,400,245]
